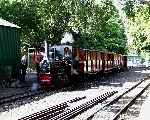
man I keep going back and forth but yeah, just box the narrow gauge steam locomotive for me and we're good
[39,44,127,88]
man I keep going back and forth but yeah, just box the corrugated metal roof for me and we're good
[0,18,20,28]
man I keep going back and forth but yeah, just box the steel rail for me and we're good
[111,80,150,120]
[86,77,149,120]
[0,83,77,105]
[0,90,45,105]
[0,89,35,101]
[18,96,86,120]
[0,85,75,105]
[49,91,118,120]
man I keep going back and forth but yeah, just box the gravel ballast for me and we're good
[0,67,150,120]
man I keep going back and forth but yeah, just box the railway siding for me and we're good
[87,78,150,120]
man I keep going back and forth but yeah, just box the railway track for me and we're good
[0,90,45,105]
[0,84,75,106]
[111,79,150,120]
[85,77,150,120]
[19,96,86,120]
[2,72,149,120]
[18,91,117,120]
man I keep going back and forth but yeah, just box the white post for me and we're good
[27,48,30,80]
[44,40,48,60]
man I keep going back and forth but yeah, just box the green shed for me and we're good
[0,18,21,83]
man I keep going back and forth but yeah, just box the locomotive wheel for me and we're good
[60,73,70,87]
[54,73,69,88]
[64,74,70,86]
[54,74,62,88]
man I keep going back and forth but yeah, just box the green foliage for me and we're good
[0,0,127,54]
[123,0,135,18]
[124,2,150,55]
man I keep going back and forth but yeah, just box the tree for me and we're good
[123,0,135,18]
[0,0,127,54]
[124,1,150,55]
